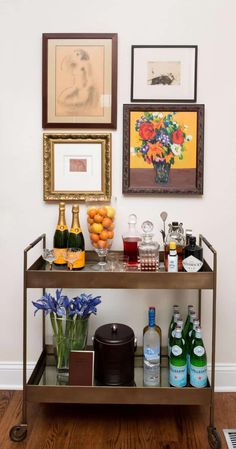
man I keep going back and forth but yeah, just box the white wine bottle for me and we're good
[67,204,85,270]
[53,202,68,265]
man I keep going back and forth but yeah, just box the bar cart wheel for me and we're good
[9,424,27,442]
[207,426,221,449]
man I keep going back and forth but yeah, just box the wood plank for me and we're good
[1,391,235,448]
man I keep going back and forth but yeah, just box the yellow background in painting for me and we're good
[130,111,197,169]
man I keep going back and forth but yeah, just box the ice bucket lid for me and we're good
[94,323,134,344]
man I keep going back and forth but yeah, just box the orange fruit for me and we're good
[92,242,98,248]
[91,223,103,234]
[108,223,115,231]
[100,230,109,240]
[107,230,114,239]
[98,207,107,217]
[87,217,94,225]
[94,214,103,223]
[88,208,97,218]
[97,240,108,248]
[102,217,112,228]
[90,233,99,243]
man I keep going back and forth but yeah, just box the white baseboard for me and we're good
[0,362,35,390]
[0,362,236,391]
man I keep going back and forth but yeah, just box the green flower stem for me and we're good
[52,315,89,371]
[50,312,57,336]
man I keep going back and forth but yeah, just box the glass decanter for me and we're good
[122,214,141,269]
[138,221,160,271]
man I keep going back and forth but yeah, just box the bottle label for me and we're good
[169,362,187,387]
[68,250,85,269]
[171,345,182,356]
[182,255,203,272]
[70,227,81,234]
[56,225,67,232]
[190,364,207,387]
[53,248,67,265]
[168,255,178,272]
[193,346,205,356]
[144,347,160,362]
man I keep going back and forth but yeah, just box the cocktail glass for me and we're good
[65,248,82,270]
[42,249,56,270]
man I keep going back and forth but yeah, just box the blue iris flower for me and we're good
[32,290,101,319]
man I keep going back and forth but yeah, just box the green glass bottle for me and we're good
[53,202,69,265]
[168,305,179,350]
[186,311,197,373]
[168,311,181,356]
[190,326,207,388]
[169,316,183,357]
[182,305,194,341]
[169,326,187,387]
[187,317,199,374]
[67,204,85,270]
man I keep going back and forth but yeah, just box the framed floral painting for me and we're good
[42,33,118,128]
[123,104,204,194]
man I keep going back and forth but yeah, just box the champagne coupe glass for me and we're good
[65,248,82,270]
[86,198,116,271]
[42,249,56,270]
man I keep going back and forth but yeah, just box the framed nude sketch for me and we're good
[42,33,118,129]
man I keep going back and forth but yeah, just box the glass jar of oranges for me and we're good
[87,204,115,270]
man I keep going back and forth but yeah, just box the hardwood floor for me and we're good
[0,391,235,448]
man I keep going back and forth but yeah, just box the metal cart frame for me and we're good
[9,233,221,448]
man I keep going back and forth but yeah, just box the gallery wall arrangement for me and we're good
[42,34,202,199]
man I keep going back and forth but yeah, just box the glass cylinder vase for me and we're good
[52,316,89,372]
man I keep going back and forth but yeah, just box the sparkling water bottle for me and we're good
[190,326,207,388]
[169,326,187,388]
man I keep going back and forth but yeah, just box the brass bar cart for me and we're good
[9,233,221,448]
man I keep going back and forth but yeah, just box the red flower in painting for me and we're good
[139,122,156,140]
[172,129,184,144]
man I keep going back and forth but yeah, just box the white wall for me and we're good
[1,0,236,388]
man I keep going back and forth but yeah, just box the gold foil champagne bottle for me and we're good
[67,204,85,270]
[53,202,69,265]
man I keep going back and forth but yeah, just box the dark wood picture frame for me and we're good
[42,33,118,129]
[131,45,197,103]
[123,104,204,195]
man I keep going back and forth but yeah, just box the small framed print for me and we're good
[42,33,118,128]
[131,45,197,102]
[43,133,111,201]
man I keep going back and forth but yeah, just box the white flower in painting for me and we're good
[185,135,192,141]
[131,146,136,155]
[171,143,182,156]
[158,113,163,118]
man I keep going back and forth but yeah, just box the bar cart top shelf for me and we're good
[26,252,214,290]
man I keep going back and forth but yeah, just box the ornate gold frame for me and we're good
[43,133,111,201]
